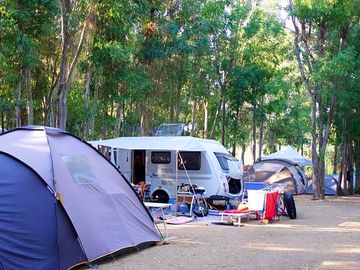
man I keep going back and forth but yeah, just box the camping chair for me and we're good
[241,182,266,202]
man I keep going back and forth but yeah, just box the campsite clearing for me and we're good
[89,195,360,270]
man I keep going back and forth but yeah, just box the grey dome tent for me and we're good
[0,126,161,270]
[245,159,308,194]
[262,145,312,167]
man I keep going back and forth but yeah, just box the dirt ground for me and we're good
[88,195,360,270]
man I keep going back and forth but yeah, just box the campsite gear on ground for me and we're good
[244,159,307,194]
[144,202,172,239]
[264,191,279,220]
[208,209,222,216]
[168,198,178,212]
[206,195,230,210]
[241,182,266,202]
[262,183,297,220]
[193,202,209,217]
[226,202,232,210]
[231,196,241,209]
[248,190,267,212]
[211,220,236,226]
[283,192,296,219]
[220,211,250,226]
[189,186,208,217]
[0,126,161,270]
[179,201,190,214]
[244,183,296,222]
[165,216,193,225]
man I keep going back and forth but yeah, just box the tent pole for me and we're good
[176,150,178,208]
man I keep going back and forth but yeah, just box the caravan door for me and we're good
[116,149,132,182]
[132,150,146,184]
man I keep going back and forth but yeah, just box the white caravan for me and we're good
[90,136,243,203]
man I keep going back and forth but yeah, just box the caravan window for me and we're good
[215,153,229,171]
[214,152,237,171]
[178,151,201,170]
[151,151,171,164]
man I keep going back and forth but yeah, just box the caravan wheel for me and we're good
[151,190,170,203]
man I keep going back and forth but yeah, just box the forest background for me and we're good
[1,0,360,198]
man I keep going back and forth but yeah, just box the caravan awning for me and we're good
[89,136,228,153]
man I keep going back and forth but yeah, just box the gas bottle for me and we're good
[179,201,189,214]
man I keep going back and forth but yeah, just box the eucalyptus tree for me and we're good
[56,0,96,129]
[0,0,58,127]
[289,0,360,199]
[226,5,291,160]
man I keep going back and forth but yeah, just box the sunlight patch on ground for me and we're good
[242,244,360,255]
[339,222,360,228]
[321,260,359,269]
[172,238,205,245]
[242,243,310,252]
[332,248,360,254]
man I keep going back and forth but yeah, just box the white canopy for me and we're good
[261,145,312,167]
[89,136,229,153]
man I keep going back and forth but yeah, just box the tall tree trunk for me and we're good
[348,140,354,195]
[116,103,123,136]
[140,101,148,136]
[25,68,33,125]
[203,99,208,139]
[190,100,196,136]
[258,97,264,161]
[333,143,338,175]
[337,118,347,195]
[241,144,246,165]
[221,94,226,146]
[57,0,91,130]
[210,99,222,139]
[310,99,321,199]
[252,103,257,163]
[89,77,98,137]
[354,140,360,194]
[15,69,23,127]
[84,67,92,137]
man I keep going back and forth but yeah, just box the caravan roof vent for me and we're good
[155,123,185,136]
